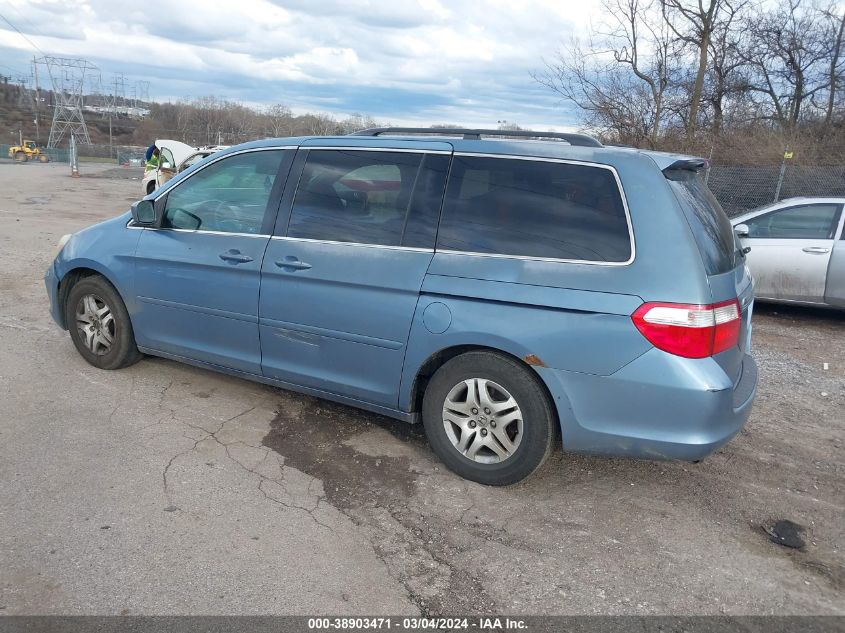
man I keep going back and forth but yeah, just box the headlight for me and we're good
[56,233,72,256]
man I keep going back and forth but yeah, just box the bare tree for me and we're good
[739,0,832,129]
[534,0,682,146]
[301,113,339,136]
[661,0,732,136]
[821,4,845,127]
[264,104,293,137]
[703,0,750,133]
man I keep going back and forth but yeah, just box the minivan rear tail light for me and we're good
[631,299,741,358]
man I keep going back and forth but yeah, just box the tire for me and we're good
[38,154,49,163]
[14,151,27,162]
[64,275,142,370]
[422,351,556,485]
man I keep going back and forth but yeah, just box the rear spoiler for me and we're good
[662,158,709,180]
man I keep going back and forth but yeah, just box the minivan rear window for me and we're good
[667,170,737,275]
[436,156,632,263]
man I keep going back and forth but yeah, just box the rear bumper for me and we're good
[44,262,64,329]
[537,350,758,461]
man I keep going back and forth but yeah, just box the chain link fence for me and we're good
[707,163,845,216]
[0,143,69,163]
[0,143,146,166]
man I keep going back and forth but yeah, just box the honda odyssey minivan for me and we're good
[45,128,758,485]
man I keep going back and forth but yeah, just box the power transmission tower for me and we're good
[136,80,150,104]
[15,74,29,107]
[36,56,98,147]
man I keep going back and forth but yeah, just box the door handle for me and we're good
[218,250,253,264]
[275,257,312,271]
[802,247,830,254]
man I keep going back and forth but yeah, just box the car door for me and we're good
[259,146,450,408]
[157,146,177,188]
[133,148,294,373]
[824,212,845,308]
[739,202,843,302]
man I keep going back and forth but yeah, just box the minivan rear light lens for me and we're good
[632,299,741,358]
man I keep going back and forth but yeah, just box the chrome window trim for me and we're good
[442,152,636,267]
[270,235,433,253]
[303,146,452,155]
[126,223,270,239]
[125,222,434,250]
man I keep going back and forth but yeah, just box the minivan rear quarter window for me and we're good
[436,155,632,263]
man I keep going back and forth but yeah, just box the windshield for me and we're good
[666,170,737,275]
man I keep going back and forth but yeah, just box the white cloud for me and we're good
[0,0,604,128]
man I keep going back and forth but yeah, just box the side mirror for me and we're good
[161,161,173,170]
[131,199,158,226]
[734,223,749,237]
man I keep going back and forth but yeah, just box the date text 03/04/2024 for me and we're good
[307,617,528,630]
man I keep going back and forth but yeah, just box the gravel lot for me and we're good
[0,162,842,615]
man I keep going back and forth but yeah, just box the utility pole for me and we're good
[774,147,793,202]
[32,57,41,144]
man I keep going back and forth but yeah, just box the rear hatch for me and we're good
[664,161,753,386]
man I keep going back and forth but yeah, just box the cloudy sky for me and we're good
[0,0,599,129]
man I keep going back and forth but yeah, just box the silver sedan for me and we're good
[732,197,845,309]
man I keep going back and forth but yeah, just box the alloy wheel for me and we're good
[442,378,524,464]
[75,294,115,356]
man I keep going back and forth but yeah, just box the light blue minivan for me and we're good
[45,128,758,485]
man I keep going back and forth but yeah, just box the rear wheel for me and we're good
[14,151,27,162]
[64,276,142,370]
[38,153,49,163]
[422,351,556,485]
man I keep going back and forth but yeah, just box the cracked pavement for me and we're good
[1,163,843,615]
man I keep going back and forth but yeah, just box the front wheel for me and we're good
[38,154,49,163]
[14,151,27,162]
[422,351,556,485]
[64,276,142,370]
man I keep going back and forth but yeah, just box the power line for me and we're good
[0,62,25,75]
[0,12,46,56]
[5,2,48,40]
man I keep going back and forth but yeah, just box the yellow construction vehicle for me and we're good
[8,140,50,163]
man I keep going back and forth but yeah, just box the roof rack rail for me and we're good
[350,127,603,148]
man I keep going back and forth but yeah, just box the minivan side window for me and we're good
[287,150,447,248]
[162,150,285,234]
[744,204,841,240]
[436,156,632,263]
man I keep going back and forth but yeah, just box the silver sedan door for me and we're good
[824,212,845,307]
[739,203,842,303]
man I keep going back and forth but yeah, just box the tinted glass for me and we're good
[745,204,840,239]
[436,156,631,262]
[288,150,424,246]
[402,154,450,249]
[163,150,284,233]
[179,152,208,172]
[667,171,736,275]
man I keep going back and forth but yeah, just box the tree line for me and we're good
[131,98,380,148]
[533,0,845,164]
